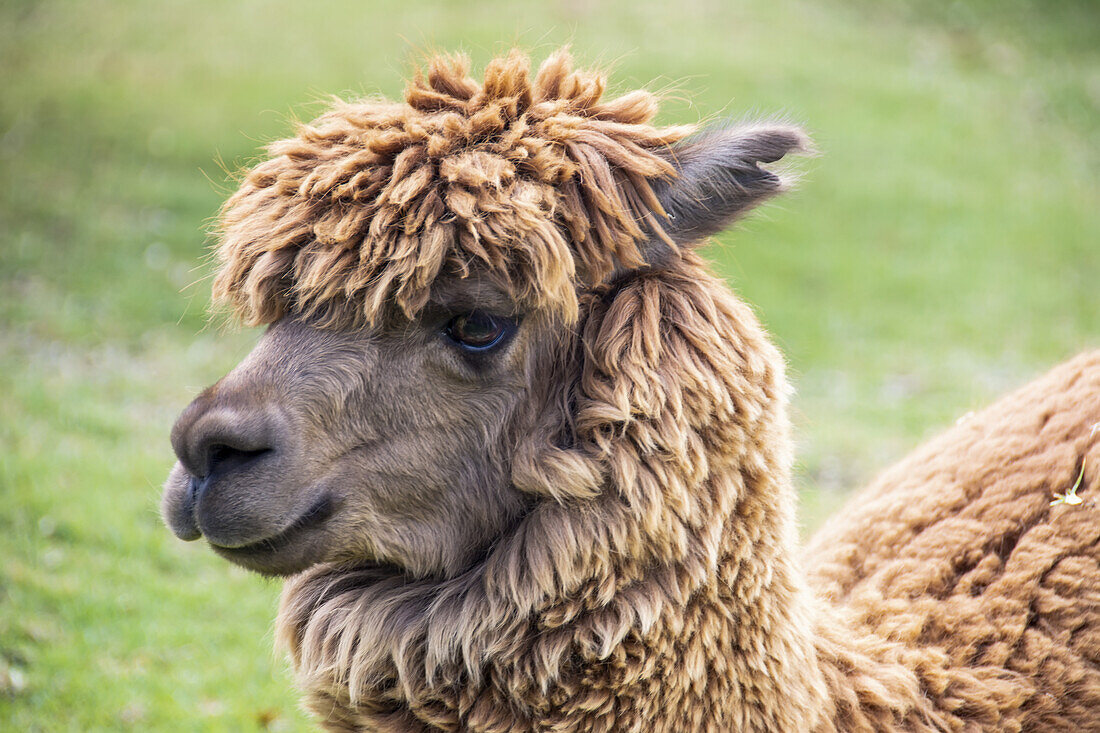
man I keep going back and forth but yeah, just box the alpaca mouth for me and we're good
[210,494,336,574]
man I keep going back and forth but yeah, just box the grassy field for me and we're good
[1,0,1097,729]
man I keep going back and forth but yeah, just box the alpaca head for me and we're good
[161,48,807,579]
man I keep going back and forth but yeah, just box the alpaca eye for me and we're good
[444,312,512,351]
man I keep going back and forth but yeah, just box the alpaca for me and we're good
[161,49,1100,731]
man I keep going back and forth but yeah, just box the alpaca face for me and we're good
[160,48,806,580]
[162,273,565,577]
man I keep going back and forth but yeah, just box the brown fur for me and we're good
[162,49,1100,731]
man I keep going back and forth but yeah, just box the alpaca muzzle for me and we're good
[162,374,335,575]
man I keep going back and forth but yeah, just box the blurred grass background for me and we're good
[1,0,1097,729]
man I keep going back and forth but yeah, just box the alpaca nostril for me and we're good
[171,399,282,480]
[204,443,272,478]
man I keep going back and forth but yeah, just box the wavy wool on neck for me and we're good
[161,48,1100,732]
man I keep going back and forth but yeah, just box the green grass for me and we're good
[1,0,1097,729]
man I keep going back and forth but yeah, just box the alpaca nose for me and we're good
[170,391,280,480]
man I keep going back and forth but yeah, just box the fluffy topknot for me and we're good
[212,48,696,329]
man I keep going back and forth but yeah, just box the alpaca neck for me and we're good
[604,431,829,731]
[507,264,832,731]
[530,263,936,731]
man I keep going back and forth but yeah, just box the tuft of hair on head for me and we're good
[209,48,809,330]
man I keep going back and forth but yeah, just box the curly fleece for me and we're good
[213,48,692,329]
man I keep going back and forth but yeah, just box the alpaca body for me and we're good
[810,350,1100,731]
[160,49,1100,732]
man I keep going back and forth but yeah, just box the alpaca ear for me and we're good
[642,123,810,264]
